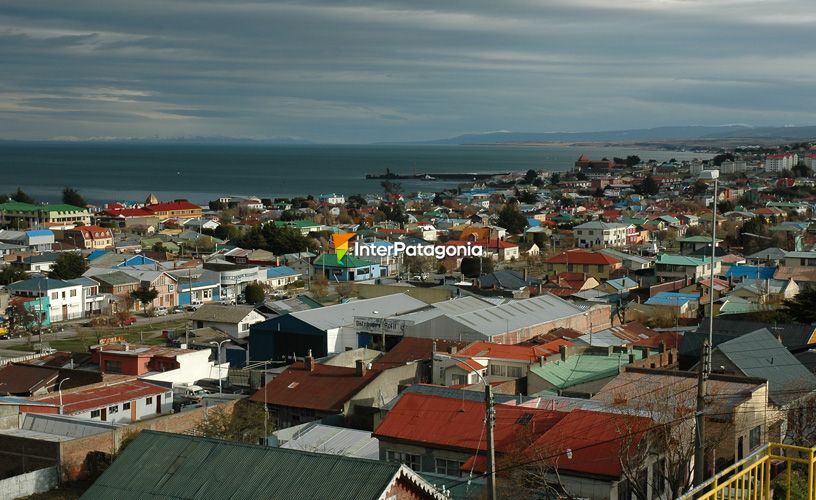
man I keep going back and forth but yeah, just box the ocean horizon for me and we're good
[0,143,711,205]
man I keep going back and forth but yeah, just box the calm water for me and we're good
[0,143,710,204]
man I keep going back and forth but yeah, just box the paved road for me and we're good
[0,311,191,349]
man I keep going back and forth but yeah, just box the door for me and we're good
[130,400,136,421]
[101,408,107,421]
[62,304,68,320]
[156,394,161,414]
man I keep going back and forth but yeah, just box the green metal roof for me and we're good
[529,351,645,390]
[0,202,40,212]
[656,254,718,266]
[678,235,722,243]
[272,219,321,228]
[313,253,374,268]
[81,431,441,500]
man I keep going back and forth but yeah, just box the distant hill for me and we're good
[413,125,816,145]
[0,136,314,145]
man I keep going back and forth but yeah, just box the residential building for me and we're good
[764,152,798,173]
[0,203,91,229]
[655,254,721,282]
[545,249,622,280]
[91,343,223,386]
[64,225,114,249]
[190,304,266,338]
[81,431,446,500]
[319,193,345,205]
[678,235,721,256]
[203,261,265,302]
[6,277,83,322]
[266,265,301,289]
[168,268,221,306]
[573,221,631,248]
[64,276,109,317]
[90,271,140,311]
[599,248,654,271]
[313,253,384,281]
[119,269,178,311]
[143,200,203,218]
[33,380,172,423]
[783,251,816,268]
[11,252,59,274]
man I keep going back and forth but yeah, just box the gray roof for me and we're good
[65,277,100,288]
[716,328,816,405]
[6,276,75,292]
[746,247,788,260]
[190,304,260,324]
[80,431,444,500]
[291,294,428,331]
[275,423,379,460]
[573,221,630,230]
[446,294,587,337]
[88,271,139,286]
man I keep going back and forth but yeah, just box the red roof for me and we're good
[545,249,621,266]
[144,201,202,213]
[249,361,377,412]
[101,208,154,217]
[37,380,166,414]
[373,393,565,453]
[456,340,572,363]
[442,239,518,249]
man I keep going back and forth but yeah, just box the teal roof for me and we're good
[656,254,718,266]
[0,202,85,213]
[81,431,441,500]
[272,220,321,229]
[313,253,375,268]
[678,235,722,243]
[529,351,644,390]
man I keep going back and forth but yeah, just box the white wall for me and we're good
[72,392,173,423]
[142,349,227,386]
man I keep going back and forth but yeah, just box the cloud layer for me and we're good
[1,0,814,142]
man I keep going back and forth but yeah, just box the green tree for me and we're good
[244,283,266,305]
[691,179,709,195]
[460,257,494,278]
[0,266,28,285]
[130,285,159,315]
[550,172,561,185]
[11,187,34,204]
[62,187,86,207]
[49,252,88,279]
[378,203,408,225]
[524,169,538,184]
[782,288,816,324]
[641,175,659,195]
[152,241,167,252]
[497,204,527,234]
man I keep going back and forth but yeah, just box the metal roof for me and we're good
[446,294,586,337]
[276,423,379,460]
[80,430,445,500]
[290,294,428,332]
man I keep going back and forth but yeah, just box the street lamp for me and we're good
[210,339,231,394]
[698,168,719,367]
[434,352,496,500]
[58,378,71,415]
[372,310,387,351]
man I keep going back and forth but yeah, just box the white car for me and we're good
[155,306,169,316]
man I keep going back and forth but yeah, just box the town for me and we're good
[2,144,816,499]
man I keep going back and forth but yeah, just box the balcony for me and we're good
[680,443,816,500]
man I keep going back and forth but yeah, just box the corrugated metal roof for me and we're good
[290,294,428,332]
[447,294,586,337]
[277,423,379,460]
[81,430,445,500]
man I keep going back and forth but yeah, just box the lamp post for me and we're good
[58,378,71,415]
[698,168,720,362]
[209,339,230,394]
[434,352,496,500]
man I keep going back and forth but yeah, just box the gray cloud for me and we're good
[0,0,813,142]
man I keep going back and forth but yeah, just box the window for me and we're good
[168,284,174,292]
[146,397,153,404]
[91,409,101,418]
[385,450,420,470]
[70,289,77,297]
[123,402,131,410]
[452,374,468,385]
[750,425,762,451]
[109,405,119,414]
[434,458,463,477]
[489,364,524,378]
[51,292,58,300]
[105,360,122,374]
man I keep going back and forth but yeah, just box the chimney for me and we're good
[356,359,367,377]
[560,344,569,361]
[304,349,315,372]
[539,355,545,367]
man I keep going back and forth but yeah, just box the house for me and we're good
[313,253,383,282]
[181,218,219,232]
[573,221,631,248]
[11,252,59,274]
[64,225,114,249]
[91,342,223,386]
[783,251,816,269]
[678,235,721,256]
[64,276,109,317]
[272,219,324,236]
[0,203,91,229]
[643,292,700,317]
[168,268,221,306]
[90,271,140,311]
[250,351,420,430]
[6,277,83,322]
[203,261,266,303]
[118,269,178,311]
[266,265,302,289]
[6,295,51,328]
[545,249,622,280]
[599,248,654,271]
[33,380,172,423]
[319,193,345,205]
[81,431,446,500]
[143,200,203,218]
[0,364,59,397]
[0,229,55,252]
[655,254,721,282]
[271,423,379,460]
[190,304,266,338]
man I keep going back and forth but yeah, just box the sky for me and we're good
[0,0,814,143]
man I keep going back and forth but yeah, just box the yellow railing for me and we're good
[680,443,816,500]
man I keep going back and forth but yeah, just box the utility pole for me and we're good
[485,384,496,500]
[693,340,710,486]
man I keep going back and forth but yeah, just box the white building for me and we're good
[765,153,799,173]
[190,304,267,338]
[573,221,631,248]
[6,276,84,322]
[37,380,172,424]
[319,193,345,205]
[720,160,748,175]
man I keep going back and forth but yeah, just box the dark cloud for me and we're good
[0,0,813,142]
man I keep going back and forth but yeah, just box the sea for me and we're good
[0,143,711,205]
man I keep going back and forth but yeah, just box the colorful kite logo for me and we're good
[332,233,356,262]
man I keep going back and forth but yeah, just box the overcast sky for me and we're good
[1,0,814,143]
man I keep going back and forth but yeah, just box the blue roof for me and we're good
[25,229,53,237]
[267,266,300,278]
[527,218,541,227]
[645,292,700,306]
[87,249,108,261]
[725,265,776,280]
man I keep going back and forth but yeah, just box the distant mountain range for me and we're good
[0,135,314,145]
[412,125,816,145]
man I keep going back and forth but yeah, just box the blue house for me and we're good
[169,269,221,306]
[725,265,776,281]
[312,253,383,282]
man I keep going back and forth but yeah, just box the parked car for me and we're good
[171,306,185,314]
[113,316,137,326]
[155,306,169,316]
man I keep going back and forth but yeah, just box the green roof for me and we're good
[313,253,374,268]
[529,351,645,390]
[272,220,321,228]
[81,431,440,500]
[656,254,718,266]
[0,202,86,213]
[679,235,722,243]
[41,203,86,212]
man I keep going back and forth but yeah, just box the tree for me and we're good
[641,175,659,196]
[691,179,709,195]
[0,266,28,285]
[130,285,159,315]
[194,400,269,444]
[244,283,266,305]
[524,169,538,184]
[152,241,167,252]
[381,179,402,195]
[62,187,86,207]
[460,256,493,278]
[497,204,527,234]
[49,252,88,279]
[208,199,226,211]
[11,187,34,204]
[378,203,408,225]
[550,172,561,185]
[782,288,816,325]
[575,171,588,181]
[310,275,329,301]
[403,255,435,279]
